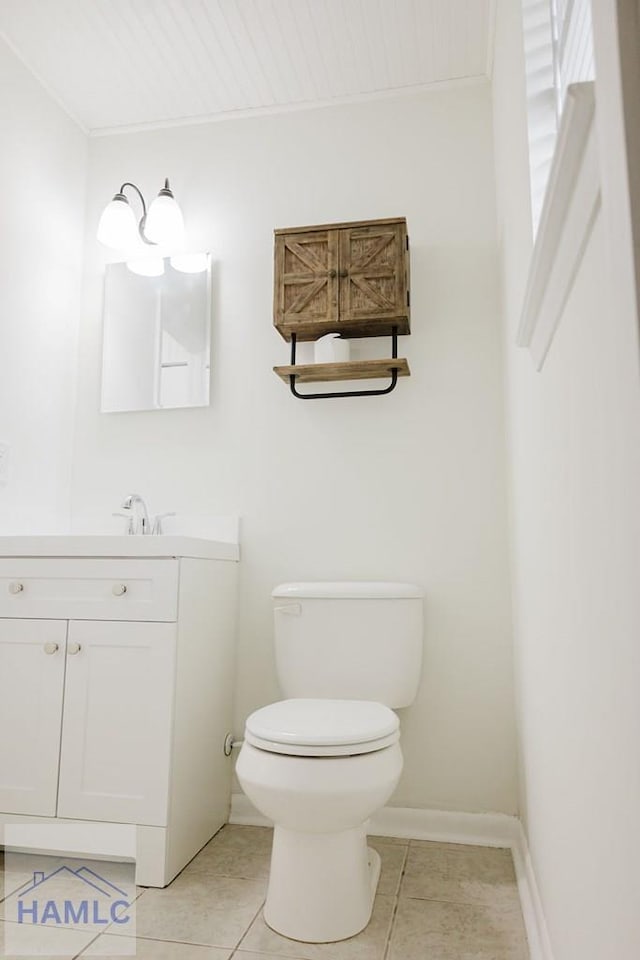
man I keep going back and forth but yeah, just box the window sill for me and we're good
[517,81,598,370]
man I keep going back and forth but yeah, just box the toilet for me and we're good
[236,581,423,943]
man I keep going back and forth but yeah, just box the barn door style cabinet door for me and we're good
[273,218,411,397]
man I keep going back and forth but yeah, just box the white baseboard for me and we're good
[511,820,555,960]
[229,793,554,960]
[369,804,516,847]
[230,792,515,846]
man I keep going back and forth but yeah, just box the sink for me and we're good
[0,535,239,562]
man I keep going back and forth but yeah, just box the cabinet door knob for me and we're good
[8,581,24,594]
[339,269,348,278]
[328,269,337,278]
[112,583,128,596]
[67,642,82,656]
[43,642,59,655]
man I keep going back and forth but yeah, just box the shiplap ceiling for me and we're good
[0,0,493,134]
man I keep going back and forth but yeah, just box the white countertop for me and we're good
[0,535,239,562]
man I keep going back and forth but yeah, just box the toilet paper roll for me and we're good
[314,333,350,363]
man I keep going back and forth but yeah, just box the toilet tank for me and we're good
[272,582,423,708]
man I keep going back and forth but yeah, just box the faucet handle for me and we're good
[112,512,134,535]
[151,512,176,536]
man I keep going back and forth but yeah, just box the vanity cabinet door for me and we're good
[0,619,67,816]
[57,620,176,826]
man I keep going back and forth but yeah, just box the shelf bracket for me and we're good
[288,328,400,400]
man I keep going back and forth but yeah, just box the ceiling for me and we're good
[0,0,493,134]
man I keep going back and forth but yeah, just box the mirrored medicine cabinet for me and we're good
[101,254,212,413]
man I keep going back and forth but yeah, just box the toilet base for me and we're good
[263,824,381,943]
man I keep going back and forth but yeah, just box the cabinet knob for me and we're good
[43,642,59,655]
[339,269,348,278]
[67,642,82,656]
[112,583,128,597]
[8,581,24,594]
[328,269,337,278]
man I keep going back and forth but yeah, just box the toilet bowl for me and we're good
[236,582,423,944]
[236,699,403,942]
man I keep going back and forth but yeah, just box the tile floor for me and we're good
[0,827,529,959]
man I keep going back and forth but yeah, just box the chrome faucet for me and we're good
[121,494,151,535]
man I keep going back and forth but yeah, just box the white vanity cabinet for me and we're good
[0,539,239,887]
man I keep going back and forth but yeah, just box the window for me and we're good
[523,0,596,234]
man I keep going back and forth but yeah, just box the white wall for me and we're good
[0,37,87,532]
[493,1,640,957]
[71,84,516,814]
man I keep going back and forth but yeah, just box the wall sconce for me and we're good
[97,178,185,250]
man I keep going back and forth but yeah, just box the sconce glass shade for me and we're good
[145,183,185,245]
[126,257,165,277]
[97,194,138,249]
[170,252,208,274]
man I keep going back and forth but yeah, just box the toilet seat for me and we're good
[244,698,400,757]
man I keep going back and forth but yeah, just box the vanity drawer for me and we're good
[0,559,179,622]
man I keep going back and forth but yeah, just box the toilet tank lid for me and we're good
[272,581,424,599]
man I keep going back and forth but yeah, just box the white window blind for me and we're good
[553,0,596,108]
[522,0,596,234]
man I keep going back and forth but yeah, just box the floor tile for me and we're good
[0,916,99,959]
[80,933,232,957]
[182,826,273,881]
[238,894,395,960]
[1,854,137,933]
[387,897,528,960]
[116,875,266,948]
[408,840,513,854]
[235,953,317,960]
[0,826,529,958]
[401,842,519,906]
[1,853,60,904]
[0,876,13,902]
[366,839,406,897]
[366,835,408,846]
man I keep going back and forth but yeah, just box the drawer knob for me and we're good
[43,642,59,655]
[68,642,82,656]
[112,583,128,597]
[8,581,24,594]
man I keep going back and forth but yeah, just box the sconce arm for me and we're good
[118,181,155,245]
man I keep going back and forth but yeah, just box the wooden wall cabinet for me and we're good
[274,218,410,341]
[273,218,411,395]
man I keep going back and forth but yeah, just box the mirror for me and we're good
[101,254,211,412]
